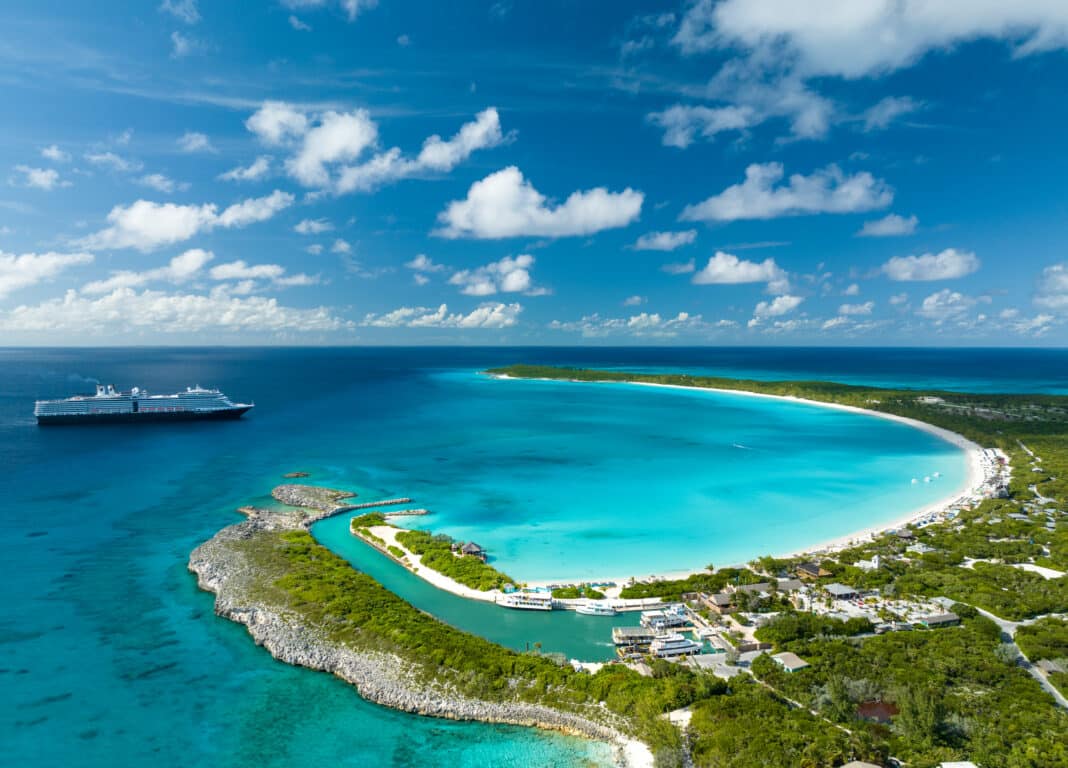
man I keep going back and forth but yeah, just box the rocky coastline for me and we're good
[188,486,650,766]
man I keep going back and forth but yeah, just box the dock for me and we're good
[344,497,414,511]
[383,508,430,518]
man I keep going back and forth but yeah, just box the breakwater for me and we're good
[189,486,648,765]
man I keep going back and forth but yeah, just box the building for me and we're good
[907,542,936,555]
[918,612,961,628]
[458,542,487,562]
[855,555,881,571]
[938,763,979,768]
[701,592,734,614]
[839,762,883,768]
[824,583,859,600]
[776,578,805,592]
[730,582,771,595]
[797,562,831,580]
[772,651,810,673]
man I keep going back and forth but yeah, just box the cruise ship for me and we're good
[496,592,554,611]
[34,384,253,425]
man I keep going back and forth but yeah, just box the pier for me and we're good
[383,508,430,518]
[343,497,414,511]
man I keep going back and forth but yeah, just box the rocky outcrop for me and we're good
[271,484,357,513]
[189,489,645,764]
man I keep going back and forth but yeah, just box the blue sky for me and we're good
[1,0,1067,345]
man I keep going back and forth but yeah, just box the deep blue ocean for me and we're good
[2,347,1065,767]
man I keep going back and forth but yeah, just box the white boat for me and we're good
[649,633,702,658]
[575,600,617,616]
[497,592,554,611]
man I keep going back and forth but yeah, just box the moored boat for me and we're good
[575,600,617,616]
[496,592,554,611]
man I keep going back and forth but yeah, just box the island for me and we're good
[190,370,1068,768]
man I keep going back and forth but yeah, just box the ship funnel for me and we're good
[96,385,104,396]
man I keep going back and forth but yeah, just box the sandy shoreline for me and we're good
[493,374,997,589]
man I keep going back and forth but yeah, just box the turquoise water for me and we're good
[0,347,992,767]
[325,372,965,582]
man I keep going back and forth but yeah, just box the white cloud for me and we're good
[0,287,348,334]
[85,152,142,173]
[335,107,507,193]
[0,250,93,298]
[413,274,429,286]
[691,251,788,292]
[287,109,378,187]
[749,294,803,327]
[178,131,216,153]
[13,165,70,190]
[305,244,324,255]
[889,292,909,306]
[882,248,979,281]
[331,238,351,254]
[672,0,1068,77]
[82,248,213,294]
[1034,262,1068,312]
[662,258,696,275]
[294,217,333,235]
[863,96,922,131]
[843,283,860,296]
[647,104,755,148]
[550,311,713,338]
[448,254,542,296]
[160,0,199,24]
[405,254,445,272]
[435,166,643,239]
[917,289,986,323]
[839,300,874,315]
[246,101,309,145]
[209,260,284,281]
[681,163,892,222]
[138,173,187,194]
[288,15,312,31]
[363,302,521,329]
[284,0,378,22]
[397,34,411,46]
[219,156,272,182]
[623,295,646,306]
[632,229,697,251]
[78,190,294,251]
[822,316,851,330]
[858,213,918,237]
[41,145,70,163]
[170,31,196,58]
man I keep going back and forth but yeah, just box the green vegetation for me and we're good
[233,529,731,759]
[551,584,606,599]
[490,365,1068,765]
[395,529,515,591]
[350,511,386,527]
[387,544,405,559]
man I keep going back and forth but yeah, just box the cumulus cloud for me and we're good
[85,152,142,173]
[435,166,643,239]
[363,302,521,329]
[0,287,347,334]
[246,101,309,145]
[13,165,70,190]
[40,145,70,163]
[843,283,860,296]
[550,311,717,338]
[839,301,874,315]
[160,0,199,24]
[170,31,197,58]
[858,213,918,237]
[0,250,93,298]
[78,190,294,251]
[335,107,508,193]
[632,229,697,251]
[246,102,504,194]
[288,15,312,31]
[647,104,755,148]
[294,217,333,234]
[749,294,803,327]
[863,96,922,131]
[691,251,788,292]
[405,254,446,273]
[219,156,272,182]
[448,254,544,296]
[680,163,892,222]
[280,0,378,22]
[331,238,351,254]
[82,248,213,294]
[178,131,216,153]
[138,173,187,194]
[917,289,988,324]
[1034,262,1068,311]
[623,295,646,306]
[882,248,979,281]
[671,0,1068,77]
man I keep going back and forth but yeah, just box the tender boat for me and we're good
[575,600,617,616]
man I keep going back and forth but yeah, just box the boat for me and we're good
[649,633,702,658]
[575,600,617,616]
[34,384,253,426]
[496,592,554,611]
